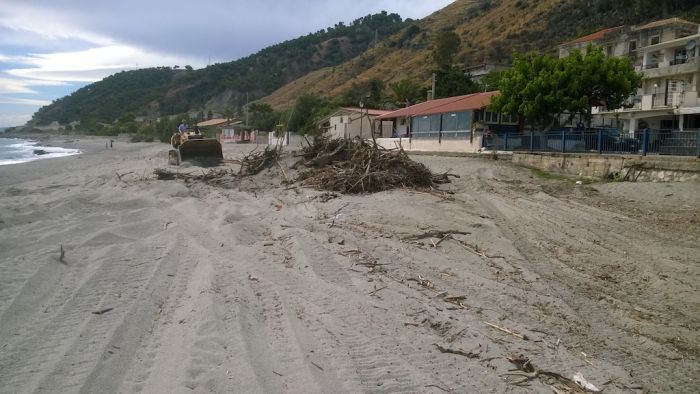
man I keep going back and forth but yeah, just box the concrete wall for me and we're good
[375,137,482,154]
[512,152,700,182]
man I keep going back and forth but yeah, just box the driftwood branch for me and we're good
[434,343,480,359]
[485,322,528,340]
[403,230,470,241]
[59,244,66,264]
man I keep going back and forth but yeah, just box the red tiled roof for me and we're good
[197,118,230,127]
[376,91,499,120]
[564,26,623,45]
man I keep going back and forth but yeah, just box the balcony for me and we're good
[641,57,700,78]
[639,92,698,110]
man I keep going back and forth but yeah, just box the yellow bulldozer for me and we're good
[168,130,223,166]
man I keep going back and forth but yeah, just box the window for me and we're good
[650,35,660,45]
[340,116,344,123]
[605,45,613,57]
[629,40,637,53]
[411,115,441,138]
[500,113,518,124]
[441,112,471,131]
[484,111,499,123]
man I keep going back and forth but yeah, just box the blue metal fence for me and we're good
[485,129,700,157]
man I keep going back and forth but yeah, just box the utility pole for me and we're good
[431,73,436,100]
[245,92,249,126]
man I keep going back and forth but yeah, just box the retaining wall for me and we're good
[512,152,700,182]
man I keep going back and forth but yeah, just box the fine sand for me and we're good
[0,136,698,393]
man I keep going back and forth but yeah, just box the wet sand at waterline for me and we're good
[0,136,698,393]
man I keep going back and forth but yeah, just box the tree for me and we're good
[223,108,234,121]
[489,47,640,130]
[562,46,641,125]
[434,66,481,99]
[367,79,385,108]
[388,78,423,106]
[480,69,507,91]
[248,102,279,131]
[489,53,568,130]
[288,93,330,135]
[432,30,461,68]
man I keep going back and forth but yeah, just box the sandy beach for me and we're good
[0,136,698,393]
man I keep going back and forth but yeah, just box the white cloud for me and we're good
[6,45,206,83]
[0,96,52,106]
[0,77,66,94]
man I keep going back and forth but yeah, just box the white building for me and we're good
[318,107,392,139]
[560,18,700,134]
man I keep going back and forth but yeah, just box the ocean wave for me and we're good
[0,138,81,166]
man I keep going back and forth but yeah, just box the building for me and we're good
[219,121,256,143]
[463,63,510,84]
[318,107,392,139]
[560,18,700,133]
[375,91,512,153]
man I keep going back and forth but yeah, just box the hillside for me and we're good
[263,0,700,107]
[29,0,700,125]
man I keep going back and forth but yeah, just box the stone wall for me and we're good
[512,152,700,182]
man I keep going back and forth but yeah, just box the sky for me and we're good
[0,0,454,127]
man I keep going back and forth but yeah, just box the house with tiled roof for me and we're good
[374,91,514,153]
[558,26,624,57]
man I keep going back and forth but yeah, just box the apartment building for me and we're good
[559,18,700,134]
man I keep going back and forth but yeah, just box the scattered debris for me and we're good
[485,322,528,340]
[434,343,480,359]
[240,146,281,176]
[153,168,237,186]
[368,286,388,296]
[408,274,434,289]
[92,307,114,315]
[403,230,470,241]
[573,372,601,392]
[115,171,134,183]
[424,384,451,392]
[59,244,66,264]
[503,355,594,392]
[330,202,350,228]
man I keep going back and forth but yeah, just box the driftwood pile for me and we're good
[155,137,456,194]
[297,138,456,194]
[239,146,281,176]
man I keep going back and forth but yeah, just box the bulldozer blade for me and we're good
[178,139,223,165]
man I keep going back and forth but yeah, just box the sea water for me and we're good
[0,138,81,166]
